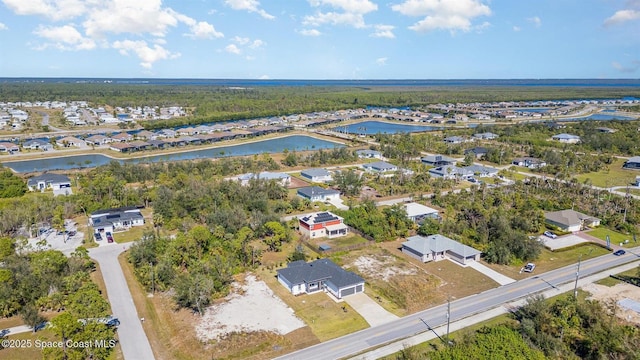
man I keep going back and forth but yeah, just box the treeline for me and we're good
[396,294,640,359]
[0,241,116,359]
[336,201,414,242]
[4,82,640,129]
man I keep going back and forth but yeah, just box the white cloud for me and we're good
[225,44,241,54]
[604,9,640,26]
[2,0,87,21]
[308,0,377,14]
[2,0,224,69]
[112,39,180,68]
[304,0,377,29]
[185,21,223,39]
[371,24,395,38]
[232,36,251,45]
[249,39,266,49]
[475,21,491,32]
[300,28,322,36]
[513,26,521,32]
[33,24,96,50]
[0,22,7,30]
[375,57,388,65]
[225,0,275,20]
[258,74,270,79]
[392,0,491,33]
[527,16,541,27]
[612,60,640,73]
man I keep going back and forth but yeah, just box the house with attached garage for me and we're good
[401,234,481,265]
[234,171,291,186]
[84,134,112,146]
[56,136,85,148]
[363,161,398,173]
[300,168,332,183]
[297,186,341,202]
[277,258,365,299]
[23,139,53,151]
[443,136,466,144]
[428,165,474,180]
[623,156,640,170]
[512,157,547,169]
[544,209,600,232]
[0,142,20,153]
[355,149,382,159]
[90,206,145,235]
[404,202,440,223]
[473,132,499,140]
[463,164,499,177]
[421,154,456,166]
[552,133,581,144]
[27,173,73,195]
[299,211,348,239]
[464,147,489,159]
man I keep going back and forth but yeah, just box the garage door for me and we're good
[341,287,355,297]
[355,285,363,293]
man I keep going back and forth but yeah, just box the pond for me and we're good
[3,135,343,173]
[333,120,441,135]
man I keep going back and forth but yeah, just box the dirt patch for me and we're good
[583,283,640,325]
[352,255,417,281]
[287,177,310,189]
[196,274,305,342]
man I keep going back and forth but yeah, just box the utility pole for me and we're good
[150,262,155,294]
[573,255,582,299]
[446,296,451,345]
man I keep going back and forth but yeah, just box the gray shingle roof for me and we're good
[301,168,331,177]
[277,259,364,289]
[297,186,340,198]
[27,173,71,187]
[403,234,481,258]
[545,210,600,227]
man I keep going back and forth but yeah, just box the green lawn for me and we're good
[587,228,637,248]
[596,268,639,287]
[573,158,638,187]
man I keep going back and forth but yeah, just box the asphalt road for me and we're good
[276,246,640,360]
[89,243,155,360]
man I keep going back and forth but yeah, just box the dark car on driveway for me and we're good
[613,249,626,256]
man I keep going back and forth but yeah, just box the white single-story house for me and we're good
[421,154,457,166]
[300,168,332,183]
[473,132,499,140]
[402,234,481,265]
[463,164,499,177]
[0,142,20,153]
[235,171,291,186]
[363,161,398,173]
[90,206,145,234]
[84,135,112,146]
[428,165,474,180]
[56,136,85,148]
[297,186,341,202]
[299,211,348,239]
[544,210,601,232]
[277,259,365,299]
[444,136,466,144]
[27,173,72,195]
[23,139,53,151]
[623,156,640,170]
[356,149,382,159]
[512,157,547,169]
[404,202,440,223]
[463,147,489,159]
[552,133,581,144]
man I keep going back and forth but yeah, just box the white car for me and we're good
[543,231,557,239]
[523,263,536,273]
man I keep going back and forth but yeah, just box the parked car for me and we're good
[543,231,557,239]
[613,249,626,256]
[105,318,120,327]
[68,231,77,237]
[106,232,114,243]
[94,233,102,241]
[523,263,536,273]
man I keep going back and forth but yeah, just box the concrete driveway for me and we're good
[89,243,155,360]
[344,292,399,327]
[467,261,515,285]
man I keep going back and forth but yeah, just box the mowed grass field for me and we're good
[587,228,637,248]
[573,158,638,187]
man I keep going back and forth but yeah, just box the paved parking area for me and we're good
[542,234,588,250]
[27,221,85,256]
[343,292,399,327]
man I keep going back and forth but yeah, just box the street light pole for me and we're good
[446,297,451,345]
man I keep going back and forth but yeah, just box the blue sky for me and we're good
[0,0,639,79]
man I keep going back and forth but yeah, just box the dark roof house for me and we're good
[276,259,364,299]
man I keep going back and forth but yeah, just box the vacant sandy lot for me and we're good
[196,275,305,341]
[583,283,640,325]
[351,255,417,281]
